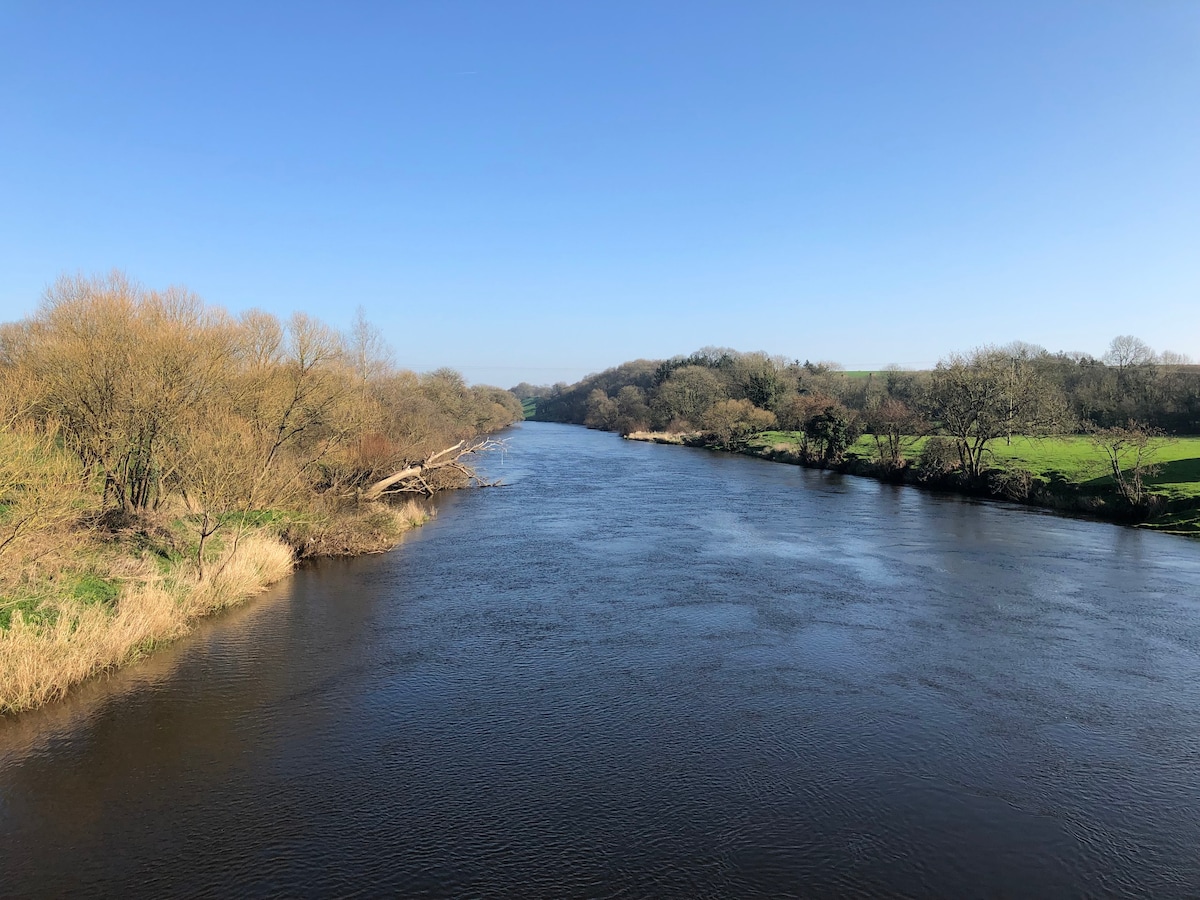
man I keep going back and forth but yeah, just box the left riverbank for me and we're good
[0,499,431,715]
[1,271,526,716]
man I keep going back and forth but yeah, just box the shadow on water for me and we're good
[3,422,1200,898]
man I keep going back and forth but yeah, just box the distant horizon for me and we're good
[3,2,1197,387]
[0,275,1186,389]
[490,341,1196,393]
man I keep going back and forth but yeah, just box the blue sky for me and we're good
[1,1,1197,386]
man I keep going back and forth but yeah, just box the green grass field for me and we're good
[521,398,537,419]
[982,436,1200,500]
[751,431,1200,501]
[839,371,885,379]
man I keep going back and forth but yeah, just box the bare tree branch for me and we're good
[361,439,505,500]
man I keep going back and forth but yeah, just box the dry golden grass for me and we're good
[393,498,432,531]
[0,533,294,715]
[1,502,431,715]
[623,431,687,444]
[177,532,296,615]
[2,585,177,713]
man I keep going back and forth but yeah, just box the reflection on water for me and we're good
[3,422,1200,898]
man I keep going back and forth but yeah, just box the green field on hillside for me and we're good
[521,398,537,419]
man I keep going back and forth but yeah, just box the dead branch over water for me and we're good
[362,438,507,500]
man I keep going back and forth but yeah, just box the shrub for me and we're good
[989,467,1034,501]
[918,437,960,480]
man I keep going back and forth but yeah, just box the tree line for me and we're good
[0,272,523,567]
[518,339,1200,483]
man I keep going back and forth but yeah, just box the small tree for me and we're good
[1087,421,1170,507]
[1103,335,1154,391]
[804,403,856,464]
[917,436,960,480]
[863,398,925,470]
[701,399,776,449]
[777,392,836,433]
[165,412,266,578]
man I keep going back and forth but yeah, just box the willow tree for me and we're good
[2,271,522,542]
[701,399,776,450]
[9,273,237,511]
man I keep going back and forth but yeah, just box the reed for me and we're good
[0,533,294,714]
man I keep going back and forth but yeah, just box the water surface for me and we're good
[3,422,1200,897]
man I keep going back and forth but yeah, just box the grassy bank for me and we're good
[749,433,1200,500]
[762,432,1200,535]
[627,430,1200,536]
[0,499,430,715]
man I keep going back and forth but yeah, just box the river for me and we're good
[3,422,1200,898]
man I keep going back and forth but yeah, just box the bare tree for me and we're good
[1104,335,1155,371]
[926,347,1069,480]
[346,306,394,384]
[1158,350,1194,368]
[164,410,280,577]
[864,398,925,470]
[1104,335,1155,391]
[236,312,354,505]
[653,366,726,429]
[1087,421,1170,507]
[613,385,652,435]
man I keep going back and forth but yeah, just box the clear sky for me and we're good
[2,1,1198,386]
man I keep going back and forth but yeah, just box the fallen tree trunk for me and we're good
[361,439,504,500]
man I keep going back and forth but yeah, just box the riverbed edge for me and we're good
[623,430,1200,537]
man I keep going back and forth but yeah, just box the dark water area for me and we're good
[4,422,1200,898]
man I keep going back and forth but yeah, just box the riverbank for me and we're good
[625,430,1200,537]
[0,499,431,715]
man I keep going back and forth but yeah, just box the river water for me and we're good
[3,422,1200,898]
